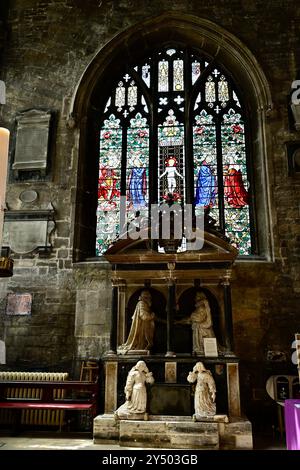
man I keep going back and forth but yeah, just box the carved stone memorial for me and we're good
[176,292,216,355]
[13,109,52,176]
[187,362,216,420]
[3,206,55,255]
[114,360,154,420]
[117,290,156,355]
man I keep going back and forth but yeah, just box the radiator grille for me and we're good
[0,372,69,427]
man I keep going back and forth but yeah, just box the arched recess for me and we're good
[126,287,167,354]
[70,12,273,262]
[176,287,222,354]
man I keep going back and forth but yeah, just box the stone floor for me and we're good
[0,431,286,450]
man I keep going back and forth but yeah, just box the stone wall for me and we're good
[0,0,299,425]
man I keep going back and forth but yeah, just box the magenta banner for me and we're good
[285,399,300,450]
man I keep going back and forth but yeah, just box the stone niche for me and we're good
[12,109,53,177]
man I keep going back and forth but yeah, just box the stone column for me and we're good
[104,361,118,413]
[107,279,118,355]
[166,279,176,357]
[226,362,241,417]
[117,281,127,345]
[222,277,234,352]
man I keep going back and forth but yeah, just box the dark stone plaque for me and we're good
[148,383,192,415]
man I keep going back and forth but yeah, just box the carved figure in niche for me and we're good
[176,292,215,355]
[114,360,154,420]
[118,290,156,354]
[187,362,216,419]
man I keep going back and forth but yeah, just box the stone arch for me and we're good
[70,13,273,261]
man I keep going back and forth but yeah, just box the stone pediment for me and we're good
[105,229,238,265]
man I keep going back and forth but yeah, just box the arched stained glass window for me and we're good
[96,46,255,256]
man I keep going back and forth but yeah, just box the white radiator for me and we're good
[0,371,69,426]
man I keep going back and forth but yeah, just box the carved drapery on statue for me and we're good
[114,360,154,420]
[118,290,156,354]
[187,362,216,419]
[176,292,216,355]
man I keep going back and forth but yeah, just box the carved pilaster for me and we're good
[222,273,234,352]
[107,278,119,355]
[117,281,127,346]
[104,361,118,413]
[165,263,176,357]
[226,362,241,417]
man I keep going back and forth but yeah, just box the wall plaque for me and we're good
[6,293,32,316]
[3,206,55,255]
[12,109,52,176]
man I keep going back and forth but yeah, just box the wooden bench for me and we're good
[0,380,99,432]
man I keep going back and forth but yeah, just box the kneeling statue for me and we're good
[187,362,216,420]
[115,360,154,420]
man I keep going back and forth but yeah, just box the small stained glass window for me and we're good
[115,81,125,111]
[192,60,201,84]
[158,60,169,92]
[205,76,216,106]
[173,59,184,91]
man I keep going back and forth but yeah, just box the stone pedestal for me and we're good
[93,414,253,450]
[226,362,241,417]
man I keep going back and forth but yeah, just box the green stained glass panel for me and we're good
[221,109,251,255]
[126,114,149,214]
[96,114,122,255]
[193,111,219,219]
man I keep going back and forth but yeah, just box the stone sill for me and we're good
[74,256,273,267]
[235,256,273,264]
[73,257,110,268]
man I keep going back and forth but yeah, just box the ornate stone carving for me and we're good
[114,360,154,420]
[187,362,216,420]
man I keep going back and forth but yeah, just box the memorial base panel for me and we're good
[93,414,252,449]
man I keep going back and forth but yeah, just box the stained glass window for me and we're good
[173,59,184,91]
[193,66,252,255]
[158,110,185,203]
[158,60,169,92]
[193,110,218,224]
[96,47,255,256]
[96,115,122,255]
[126,113,149,219]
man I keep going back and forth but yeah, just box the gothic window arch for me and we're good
[95,45,255,256]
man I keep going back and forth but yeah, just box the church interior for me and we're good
[0,0,299,450]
